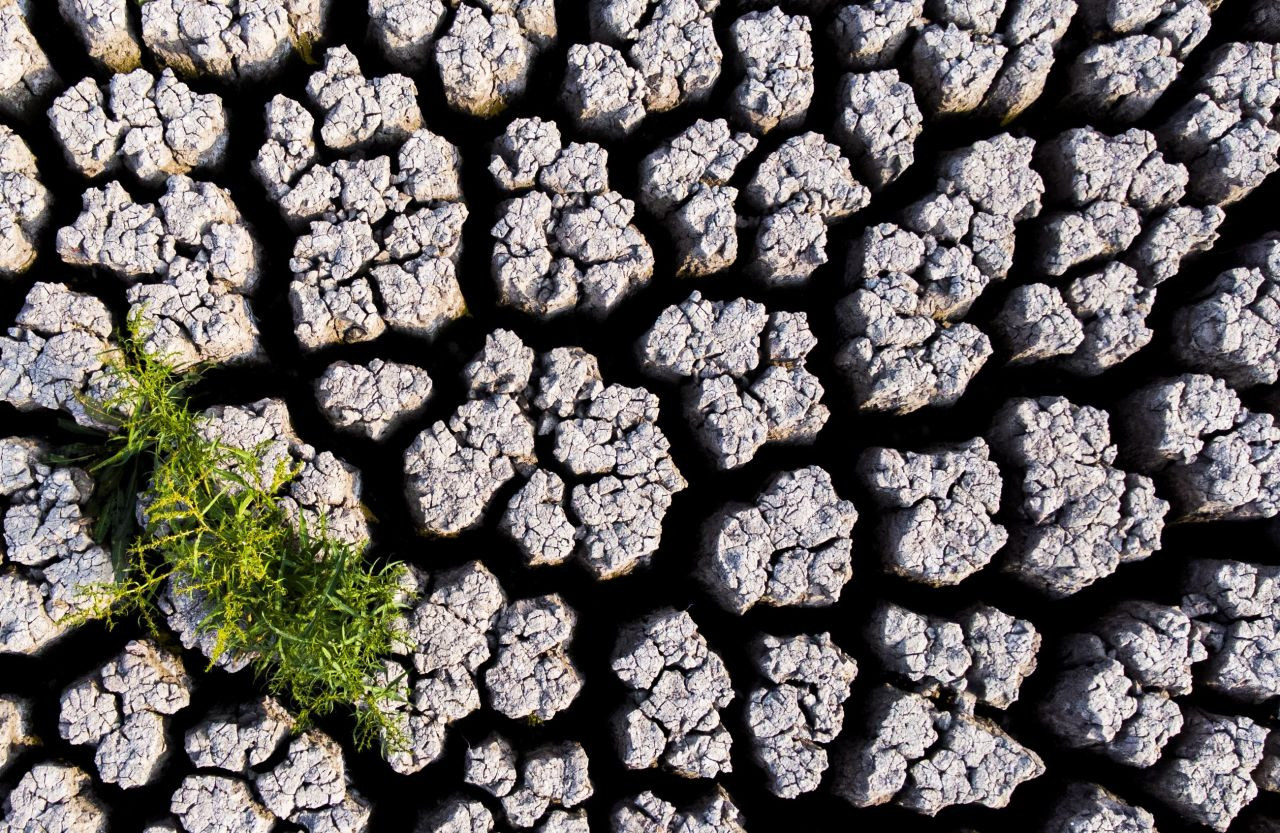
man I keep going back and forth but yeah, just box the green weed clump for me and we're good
[70,322,408,751]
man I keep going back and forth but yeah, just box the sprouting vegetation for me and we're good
[64,318,408,751]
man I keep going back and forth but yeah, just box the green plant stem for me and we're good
[75,320,408,751]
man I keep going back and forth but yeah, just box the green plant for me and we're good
[66,320,408,751]
[293,32,319,65]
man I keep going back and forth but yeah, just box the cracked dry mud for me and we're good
[2,1,1280,832]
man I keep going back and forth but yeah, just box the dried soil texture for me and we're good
[2,1,1280,832]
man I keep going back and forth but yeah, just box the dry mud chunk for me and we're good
[639,293,828,468]
[288,219,384,347]
[1038,127,1187,213]
[961,605,1039,709]
[728,7,813,133]
[549,411,685,578]
[463,734,518,798]
[491,138,653,318]
[60,639,192,788]
[1043,608,1200,770]
[419,797,494,833]
[859,438,1005,585]
[638,119,756,276]
[854,599,1034,711]
[1057,263,1153,375]
[979,0,1078,119]
[171,774,275,833]
[665,188,743,279]
[1070,36,1178,121]
[1038,201,1142,278]
[995,283,1085,364]
[612,609,734,778]
[1117,373,1243,472]
[832,685,1043,813]
[1040,632,1183,767]
[988,396,1167,596]
[60,0,142,71]
[1149,709,1267,831]
[898,710,1044,814]
[1043,783,1158,833]
[315,359,433,441]
[404,341,536,535]
[253,95,317,200]
[1257,731,1280,794]
[1068,0,1212,120]
[499,344,686,579]
[1128,204,1223,287]
[500,471,574,568]
[184,697,291,773]
[831,0,924,69]
[0,437,112,656]
[911,23,1006,115]
[376,562,504,774]
[0,696,32,776]
[49,69,228,185]
[1172,236,1280,388]
[1093,603,1203,695]
[490,116,563,191]
[1182,559,1280,702]
[637,292,769,381]
[56,177,262,367]
[590,0,722,114]
[158,575,252,675]
[465,737,592,829]
[140,0,330,83]
[1001,264,1155,375]
[4,453,101,574]
[1120,375,1280,521]
[0,1,59,119]
[837,136,1042,412]
[611,787,745,833]
[198,398,369,547]
[466,326,535,395]
[744,132,870,285]
[834,70,921,190]
[0,282,115,429]
[127,259,263,369]
[866,603,971,696]
[1160,41,1280,205]
[0,763,106,833]
[700,466,856,613]
[939,133,1044,223]
[540,189,651,312]
[305,46,422,152]
[831,685,937,807]
[438,334,686,579]
[1030,127,1204,297]
[836,272,993,414]
[279,122,466,350]
[435,2,556,117]
[253,730,370,832]
[0,125,49,276]
[562,42,647,138]
[746,633,858,798]
[907,0,1076,122]
[484,594,582,720]
[367,0,446,70]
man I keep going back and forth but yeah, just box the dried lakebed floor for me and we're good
[2,0,1280,832]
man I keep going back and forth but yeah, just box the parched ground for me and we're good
[2,0,1280,831]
